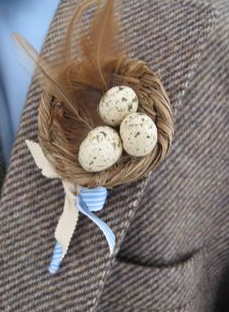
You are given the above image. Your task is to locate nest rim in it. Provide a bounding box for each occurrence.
[38,57,174,189]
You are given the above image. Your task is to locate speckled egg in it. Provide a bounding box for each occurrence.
[99,86,138,126]
[78,126,123,172]
[120,113,157,157]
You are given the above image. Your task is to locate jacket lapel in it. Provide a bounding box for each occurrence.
[0,0,216,311]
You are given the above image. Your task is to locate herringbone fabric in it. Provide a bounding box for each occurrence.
[1,0,227,311]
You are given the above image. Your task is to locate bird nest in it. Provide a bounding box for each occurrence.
[38,57,174,188]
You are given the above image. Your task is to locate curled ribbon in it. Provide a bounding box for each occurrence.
[25,140,115,274]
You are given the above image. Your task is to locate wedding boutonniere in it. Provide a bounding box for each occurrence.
[14,0,174,274]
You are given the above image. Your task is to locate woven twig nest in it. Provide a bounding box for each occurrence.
[38,58,174,188]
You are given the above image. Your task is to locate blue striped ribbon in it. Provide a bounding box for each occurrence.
[49,187,115,274]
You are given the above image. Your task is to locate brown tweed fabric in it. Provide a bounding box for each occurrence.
[99,1,229,312]
[0,0,225,311]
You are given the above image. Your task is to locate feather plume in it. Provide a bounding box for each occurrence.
[13,0,125,131]
[13,34,76,111]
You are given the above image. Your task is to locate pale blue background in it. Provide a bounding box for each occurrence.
[0,0,59,166]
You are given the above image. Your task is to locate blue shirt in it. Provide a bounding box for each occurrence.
[0,0,59,166]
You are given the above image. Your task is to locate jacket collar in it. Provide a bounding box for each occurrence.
[0,0,216,311]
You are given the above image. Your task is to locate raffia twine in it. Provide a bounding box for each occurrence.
[38,58,174,188]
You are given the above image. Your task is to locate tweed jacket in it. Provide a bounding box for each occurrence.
[1,0,229,311]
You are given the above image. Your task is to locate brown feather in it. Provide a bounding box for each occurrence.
[13,0,125,132]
